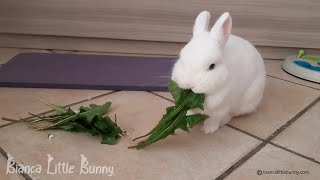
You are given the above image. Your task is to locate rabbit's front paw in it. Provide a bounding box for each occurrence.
[200,120,219,134]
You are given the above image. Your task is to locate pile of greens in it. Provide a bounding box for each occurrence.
[30,99,123,145]
[26,80,207,148]
[129,80,208,149]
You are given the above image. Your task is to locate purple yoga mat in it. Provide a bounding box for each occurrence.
[0,53,176,91]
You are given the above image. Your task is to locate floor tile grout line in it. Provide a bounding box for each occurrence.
[226,124,265,142]
[0,146,33,180]
[88,90,121,100]
[227,124,320,165]
[216,141,269,180]
[216,96,320,179]
[267,75,320,91]
[0,90,120,128]
[264,96,320,142]
[148,92,175,103]
[268,142,320,165]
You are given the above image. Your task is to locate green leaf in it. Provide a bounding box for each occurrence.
[186,114,209,128]
[88,129,99,136]
[79,102,111,124]
[132,99,188,142]
[188,93,206,110]
[130,110,188,149]
[66,108,76,115]
[89,104,100,108]
[101,135,117,145]
[79,106,90,113]
[168,80,182,103]
[166,106,175,114]
[178,120,189,132]
[93,116,117,132]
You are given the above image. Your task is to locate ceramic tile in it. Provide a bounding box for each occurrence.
[226,144,320,180]
[229,77,320,139]
[273,101,320,161]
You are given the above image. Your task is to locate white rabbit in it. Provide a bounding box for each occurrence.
[171,11,266,134]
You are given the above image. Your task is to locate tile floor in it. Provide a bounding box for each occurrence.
[0,48,319,180]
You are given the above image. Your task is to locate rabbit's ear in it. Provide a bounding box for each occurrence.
[193,11,210,36]
[210,12,232,46]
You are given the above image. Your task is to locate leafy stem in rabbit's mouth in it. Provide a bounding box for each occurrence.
[129,80,209,149]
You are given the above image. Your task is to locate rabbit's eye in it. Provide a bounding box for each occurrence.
[208,63,215,70]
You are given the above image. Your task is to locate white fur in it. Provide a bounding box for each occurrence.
[171,11,266,134]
